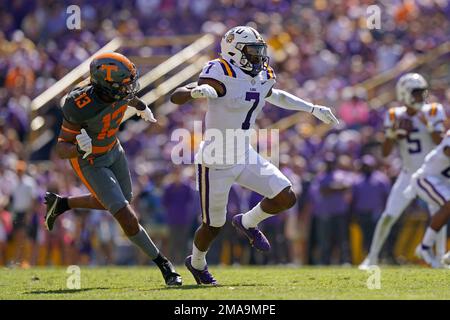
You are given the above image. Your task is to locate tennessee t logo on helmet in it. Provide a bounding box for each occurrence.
[100,64,119,81]
[90,52,140,101]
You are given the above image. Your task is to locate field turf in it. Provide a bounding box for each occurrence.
[1,265,449,300]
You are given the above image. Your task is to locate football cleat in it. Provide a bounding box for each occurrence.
[155,256,182,286]
[44,192,66,231]
[232,214,271,252]
[185,256,218,285]
[358,256,379,270]
[415,245,442,268]
[441,251,450,267]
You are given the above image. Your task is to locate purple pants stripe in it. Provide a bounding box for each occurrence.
[417,178,444,207]
[205,167,210,225]
[197,164,204,222]
[423,178,446,206]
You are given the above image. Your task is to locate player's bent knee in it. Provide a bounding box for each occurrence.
[109,200,130,216]
[202,223,223,235]
[273,187,297,210]
[285,188,297,209]
[114,205,139,236]
[125,192,133,203]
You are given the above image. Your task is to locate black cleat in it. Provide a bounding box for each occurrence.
[44,192,66,231]
[155,257,182,286]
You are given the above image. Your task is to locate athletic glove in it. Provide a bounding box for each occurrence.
[311,105,339,125]
[190,84,218,99]
[76,129,92,159]
[136,107,157,123]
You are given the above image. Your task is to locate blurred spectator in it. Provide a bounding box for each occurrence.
[0,196,12,265]
[351,155,390,254]
[315,154,352,265]
[162,166,195,265]
[338,87,370,128]
[0,0,449,267]
[214,184,244,265]
[10,160,37,267]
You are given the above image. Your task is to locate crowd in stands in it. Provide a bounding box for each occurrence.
[1,0,449,267]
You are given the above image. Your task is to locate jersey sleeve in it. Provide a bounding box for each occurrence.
[426,103,446,132]
[61,95,82,125]
[383,107,397,129]
[264,65,277,82]
[199,60,227,82]
[61,86,93,125]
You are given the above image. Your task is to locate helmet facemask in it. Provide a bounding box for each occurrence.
[236,43,269,77]
[409,88,428,110]
[97,71,140,101]
[113,75,140,101]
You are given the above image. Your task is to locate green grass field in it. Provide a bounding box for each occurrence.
[1,265,449,300]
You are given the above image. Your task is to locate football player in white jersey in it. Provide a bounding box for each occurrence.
[171,26,338,284]
[404,130,450,267]
[359,73,447,270]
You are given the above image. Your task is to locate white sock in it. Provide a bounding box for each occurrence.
[367,215,395,261]
[422,227,437,248]
[241,203,273,229]
[435,226,447,258]
[191,243,207,270]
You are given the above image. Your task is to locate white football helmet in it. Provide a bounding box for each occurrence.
[396,73,428,109]
[220,26,268,76]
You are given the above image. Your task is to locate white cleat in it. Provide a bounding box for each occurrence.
[358,257,378,270]
[441,251,450,267]
[415,245,442,268]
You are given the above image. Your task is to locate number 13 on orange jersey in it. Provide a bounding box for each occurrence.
[97,105,127,140]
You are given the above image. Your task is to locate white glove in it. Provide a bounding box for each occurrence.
[76,129,92,159]
[311,105,339,125]
[190,84,218,99]
[385,128,397,139]
[136,107,157,123]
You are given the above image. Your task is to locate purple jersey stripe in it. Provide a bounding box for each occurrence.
[218,61,228,76]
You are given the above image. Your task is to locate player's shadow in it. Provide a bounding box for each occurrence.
[160,283,263,290]
[158,284,214,290]
[24,287,109,294]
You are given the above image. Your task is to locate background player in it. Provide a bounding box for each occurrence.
[44,52,182,286]
[359,73,447,270]
[170,26,338,285]
[404,131,450,267]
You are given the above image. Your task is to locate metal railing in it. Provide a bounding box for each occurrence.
[28,34,215,154]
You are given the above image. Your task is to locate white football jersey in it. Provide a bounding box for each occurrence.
[383,103,446,172]
[195,58,276,168]
[416,130,450,179]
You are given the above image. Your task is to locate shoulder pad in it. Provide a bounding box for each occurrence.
[200,59,237,79]
[62,85,94,124]
[264,65,276,80]
[423,102,443,117]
